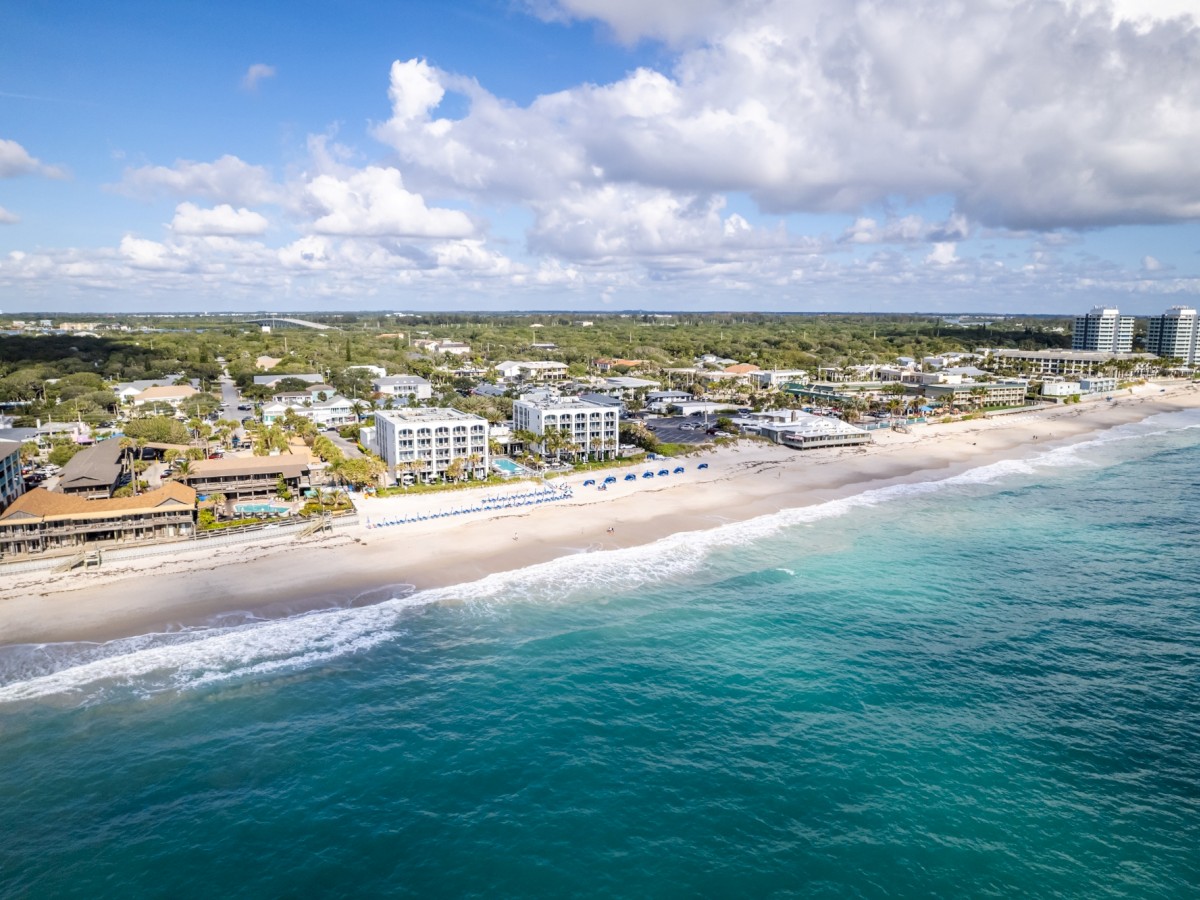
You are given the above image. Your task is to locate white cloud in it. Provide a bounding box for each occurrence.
[0,138,66,179]
[0,206,18,224]
[242,63,277,91]
[377,1,1200,234]
[115,155,279,205]
[840,214,970,245]
[170,202,269,236]
[303,166,474,238]
[926,243,958,266]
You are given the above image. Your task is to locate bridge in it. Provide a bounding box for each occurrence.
[241,316,340,331]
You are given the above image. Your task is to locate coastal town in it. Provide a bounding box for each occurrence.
[0,305,1196,567]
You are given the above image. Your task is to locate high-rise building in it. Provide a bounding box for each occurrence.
[1072,306,1134,353]
[512,395,620,461]
[1145,306,1198,365]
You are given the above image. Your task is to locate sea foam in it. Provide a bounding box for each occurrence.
[3,406,1198,707]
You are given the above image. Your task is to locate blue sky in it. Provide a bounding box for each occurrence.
[2,0,1199,314]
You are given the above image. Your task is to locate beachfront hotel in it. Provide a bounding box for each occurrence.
[1146,306,1199,365]
[1072,306,1134,353]
[512,395,620,461]
[0,482,196,558]
[372,408,490,484]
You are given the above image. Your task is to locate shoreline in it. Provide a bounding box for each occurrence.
[2,382,1198,648]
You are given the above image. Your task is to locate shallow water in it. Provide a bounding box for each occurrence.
[2,411,1198,897]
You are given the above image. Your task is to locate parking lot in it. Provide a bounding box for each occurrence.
[641,415,726,445]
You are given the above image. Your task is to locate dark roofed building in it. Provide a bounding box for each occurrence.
[57,439,126,499]
[183,454,311,500]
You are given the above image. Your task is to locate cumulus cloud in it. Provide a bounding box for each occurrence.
[0,138,66,179]
[170,202,269,236]
[242,63,277,91]
[377,0,1200,235]
[302,166,474,238]
[0,206,18,224]
[840,214,970,245]
[115,155,280,205]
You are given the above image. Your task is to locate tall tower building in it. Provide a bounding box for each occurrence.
[1072,306,1134,353]
[1145,306,1198,365]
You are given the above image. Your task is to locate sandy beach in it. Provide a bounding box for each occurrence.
[3,381,1198,647]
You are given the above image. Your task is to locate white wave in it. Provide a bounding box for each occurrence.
[4,409,1198,707]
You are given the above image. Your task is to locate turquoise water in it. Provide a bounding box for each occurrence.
[493,457,529,476]
[2,412,1198,897]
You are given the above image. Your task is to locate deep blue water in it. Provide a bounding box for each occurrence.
[1,412,1198,898]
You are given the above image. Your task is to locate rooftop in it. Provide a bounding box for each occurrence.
[1,481,195,522]
[375,408,487,424]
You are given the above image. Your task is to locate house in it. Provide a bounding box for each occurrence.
[131,384,199,409]
[56,440,127,499]
[252,373,325,389]
[114,377,194,403]
[494,361,570,384]
[0,482,196,557]
[646,390,693,412]
[593,358,646,373]
[0,440,24,514]
[373,408,490,484]
[261,395,356,428]
[512,396,619,461]
[413,338,472,356]
[596,376,661,398]
[372,375,433,401]
[183,454,312,500]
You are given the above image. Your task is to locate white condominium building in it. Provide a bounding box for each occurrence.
[374,408,490,484]
[512,396,619,460]
[1072,306,1134,353]
[1146,306,1198,365]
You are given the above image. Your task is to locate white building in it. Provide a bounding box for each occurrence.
[495,360,570,384]
[512,396,619,461]
[749,369,809,388]
[735,411,870,449]
[345,364,387,379]
[261,395,356,427]
[374,408,490,484]
[372,375,433,401]
[413,338,472,356]
[1146,306,1198,365]
[1072,306,1134,352]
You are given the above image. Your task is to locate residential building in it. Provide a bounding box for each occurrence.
[923,380,1027,407]
[0,440,24,514]
[413,338,472,356]
[113,376,193,403]
[1146,306,1199,365]
[512,396,619,461]
[56,440,126,498]
[183,454,312,500]
[1072,306,1134,352]
[749,369,809,388]
[372,375,433,401]
[346,364,387,379]
[131,384,199,409]
[1041,376,1118,399]
[252,373,324,389]
[595,376,661,398]
[374,408,490,484]
[593,358,646,372]
[0,482,196,557]
[494,361,570,384]
[990,349,1158,377]
[260,395,356,428]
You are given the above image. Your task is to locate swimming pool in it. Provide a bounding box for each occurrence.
[492,458,528,476]
[233,502,291,515]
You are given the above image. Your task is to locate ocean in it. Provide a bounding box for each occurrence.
[2,410,1198,898]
